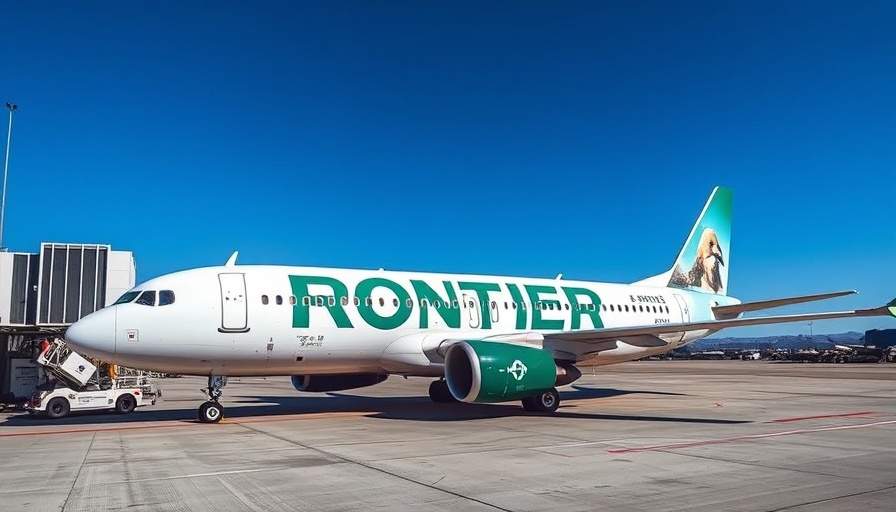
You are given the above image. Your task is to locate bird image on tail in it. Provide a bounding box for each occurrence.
[666,187,733,295]
[671,227,725,293]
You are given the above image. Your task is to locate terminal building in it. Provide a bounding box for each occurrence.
[0,243,135,399]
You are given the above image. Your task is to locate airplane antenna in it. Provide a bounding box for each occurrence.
[555,273,563,280]
[225,251,239,267]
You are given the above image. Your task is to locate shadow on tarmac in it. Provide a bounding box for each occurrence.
[0,386,748,429]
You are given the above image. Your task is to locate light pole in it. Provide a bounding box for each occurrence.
[0,102,17,250]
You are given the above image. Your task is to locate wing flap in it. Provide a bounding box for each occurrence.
[712,290,857,319]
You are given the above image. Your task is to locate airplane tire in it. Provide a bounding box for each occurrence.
[428,380,456,403]
[521,396,538,412]
[198,401,224,423]
[531,388,560,413]
[46,397,70,419]
[115,394,137,415]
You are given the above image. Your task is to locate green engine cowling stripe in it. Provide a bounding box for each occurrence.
[463,340,557,403]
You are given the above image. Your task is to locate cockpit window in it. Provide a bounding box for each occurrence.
[135,290,156,306]
[159,290,175,306]
[114,291,140,305]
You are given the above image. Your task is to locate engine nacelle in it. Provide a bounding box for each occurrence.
[291,373,387,393]
[444,340,561,403]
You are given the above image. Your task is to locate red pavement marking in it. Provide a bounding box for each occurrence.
[607,419,896,454]
[0,411,372,437]
[0,421,200,437]
[771,411,874,423]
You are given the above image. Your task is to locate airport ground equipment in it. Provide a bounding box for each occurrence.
[25,339,158,419]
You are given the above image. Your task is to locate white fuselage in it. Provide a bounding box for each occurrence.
[65,265,738,376]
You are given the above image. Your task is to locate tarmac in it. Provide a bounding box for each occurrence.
[1,360,894,512]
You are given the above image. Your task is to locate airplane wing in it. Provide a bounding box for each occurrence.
[547,297,896,345]
[712,290,857,319]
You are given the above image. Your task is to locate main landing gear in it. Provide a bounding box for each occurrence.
[521,388,560,413]
[198,375,227,423]
[428,379,457,403]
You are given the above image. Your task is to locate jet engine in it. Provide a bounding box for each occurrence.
[290,373,387,393]
[444,340,580,403]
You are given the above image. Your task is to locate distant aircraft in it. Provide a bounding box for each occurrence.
[65,187,896,422]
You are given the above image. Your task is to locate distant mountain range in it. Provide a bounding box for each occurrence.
[693,332,866,350]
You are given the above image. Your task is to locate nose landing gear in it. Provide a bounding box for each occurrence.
[198,375,227,423]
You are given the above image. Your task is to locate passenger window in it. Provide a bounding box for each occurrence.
[378,297,385,307]
[276,295,283,305]
[434,300,442,308]
[262,295,269,305]
[135,290,156,306]
[491,301,497,309]
[392,298,398,307]
[341,296,348,306]
[316,296,324,306]
[421,299,428,308]
[512,302,517,310]
[329,296,336,307]
[453,300,458,308]
[365,297,372,306]
[114,291,140,305]
[303,296,310,306]
[609,304,615,312]
[406,298,413,308]
[290,296,297,305]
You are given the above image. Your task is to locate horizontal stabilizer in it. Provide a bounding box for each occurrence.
[712,290,857,319]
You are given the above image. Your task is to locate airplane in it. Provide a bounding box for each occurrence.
[64,187,896,423]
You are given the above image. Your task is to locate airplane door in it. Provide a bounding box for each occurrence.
[219,273,250,333]
[673,294,690,323]
[673,294,690,343]
[463,293,480,329]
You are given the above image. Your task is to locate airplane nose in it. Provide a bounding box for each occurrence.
[66,307,116,358]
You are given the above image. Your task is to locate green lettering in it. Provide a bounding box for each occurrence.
[410,280,460,328]
[356,278,412,330]
[289,275,353,328]
[458,281,501,329]
[525,284,564,330]
[506,283,527,329]
[561,286,604,329]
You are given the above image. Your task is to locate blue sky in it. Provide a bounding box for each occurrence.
[1,1,894,336]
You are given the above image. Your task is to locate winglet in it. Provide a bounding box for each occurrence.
[888,297,896,317]
[225,251,239,267]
